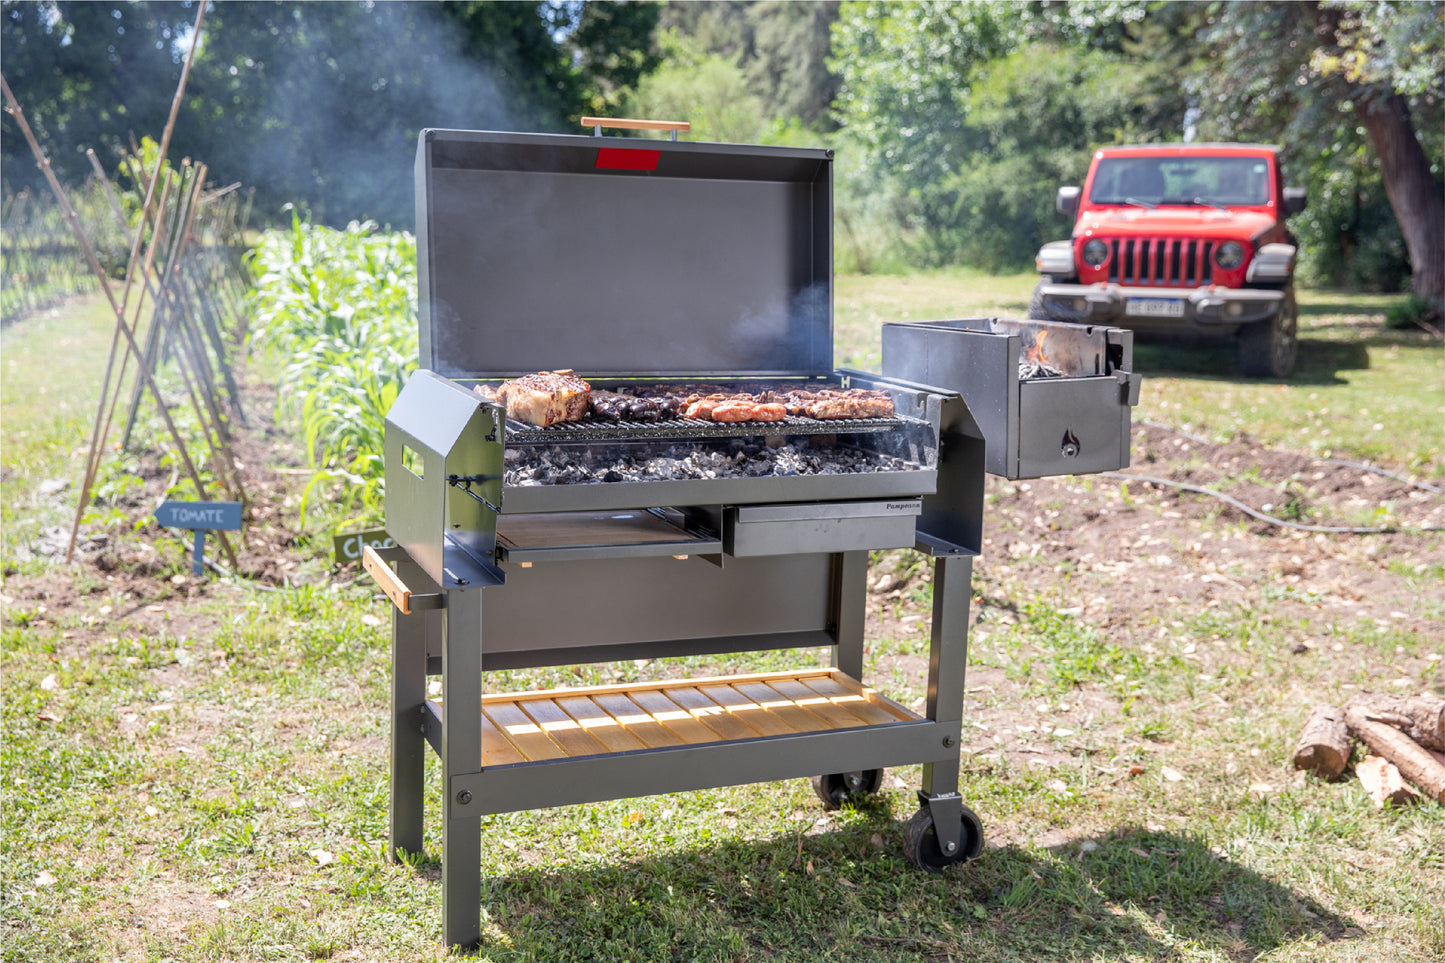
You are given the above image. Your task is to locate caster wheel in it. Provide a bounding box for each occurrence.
[810,769,884,810]
[904,803,984,872]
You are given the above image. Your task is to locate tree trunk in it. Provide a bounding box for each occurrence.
[1356,92,1445,314]
[1309,2,1445,315]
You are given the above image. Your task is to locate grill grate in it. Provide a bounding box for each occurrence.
[1108,237,1214,286]
[505,414,907,445]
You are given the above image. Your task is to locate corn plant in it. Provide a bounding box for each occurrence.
[245,209,417,521]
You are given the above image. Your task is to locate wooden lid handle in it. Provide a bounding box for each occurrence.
[581,116,691,133]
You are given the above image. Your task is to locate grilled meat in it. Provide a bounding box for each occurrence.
[589,389,677,423]
[711,400,786,423]
[763,388,894,420]
[494,370,591,426]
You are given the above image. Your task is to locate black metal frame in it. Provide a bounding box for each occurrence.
[378,538,979,948]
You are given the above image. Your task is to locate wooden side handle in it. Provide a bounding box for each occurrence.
[363,544,413,615]
[581,116,690,133]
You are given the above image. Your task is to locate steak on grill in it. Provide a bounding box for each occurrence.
[482,370,592,426]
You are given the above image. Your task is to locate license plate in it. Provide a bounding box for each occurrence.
[1126,297,1185,318]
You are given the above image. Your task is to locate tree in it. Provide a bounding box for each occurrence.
[571,1,661,115]
[2,1,200,190]
[829,0,1175,270]
[659,0,841,130]
[1193,1,1444,312]
[622,32,766,145]
[3,1,655,225]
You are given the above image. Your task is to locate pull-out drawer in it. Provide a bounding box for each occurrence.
[725,498,922,557]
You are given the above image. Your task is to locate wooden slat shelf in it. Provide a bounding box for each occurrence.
[439,669,919,768]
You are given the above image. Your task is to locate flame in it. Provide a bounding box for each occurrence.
[1024,329,1049,366]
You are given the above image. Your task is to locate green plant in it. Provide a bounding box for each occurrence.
[245,210,417,522]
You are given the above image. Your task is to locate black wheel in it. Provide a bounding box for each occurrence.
[1238,285,1298,378]
[904,804,984,872]
[810,769,884,810]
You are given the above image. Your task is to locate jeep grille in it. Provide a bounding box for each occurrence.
[1105,237,1215,287]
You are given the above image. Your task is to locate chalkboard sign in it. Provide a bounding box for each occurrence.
[154,500,242,576]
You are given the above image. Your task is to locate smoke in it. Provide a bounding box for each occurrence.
[239,2,532,227]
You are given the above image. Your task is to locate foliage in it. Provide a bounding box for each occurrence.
[0,180,112,319]
[244,211,415,521]
[1311,0,1445,95]
[571,0,662,115]
[622,31,768,145]
[1188,1,1443,295]
[1,0,655,226]
[659,0,842,130]
[830,3,1178,271]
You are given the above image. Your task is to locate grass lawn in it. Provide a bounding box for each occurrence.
[2,278,1442,962]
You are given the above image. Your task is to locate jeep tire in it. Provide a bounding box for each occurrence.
[1237,284,1298,379]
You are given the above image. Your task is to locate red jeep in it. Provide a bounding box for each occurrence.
[1032,144,1308,377]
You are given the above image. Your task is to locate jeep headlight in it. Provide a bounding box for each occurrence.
[1215,241,1245,270]
[1081,238,1109,267]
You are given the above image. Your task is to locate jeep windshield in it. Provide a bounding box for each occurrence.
[1089,156,1271,207]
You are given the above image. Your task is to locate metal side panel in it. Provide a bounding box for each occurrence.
[882,318,1137,480]
[881,321,1018,477]
[480,553,834,660]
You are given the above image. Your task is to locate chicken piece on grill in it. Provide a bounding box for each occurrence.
[495,370,591,426]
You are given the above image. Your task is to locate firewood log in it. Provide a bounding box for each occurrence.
[1343,693,1445,751]
[1292,705,1351,780]
[1354,755,1420,808]
[1344,705,1445,804]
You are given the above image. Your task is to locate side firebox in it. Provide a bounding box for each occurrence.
[384,369,505,589]
[882,317,1141,479]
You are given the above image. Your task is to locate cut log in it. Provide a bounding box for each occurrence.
[1292,705,1351,780]
[1344,705,1445,804]
[1354,755,1420,808]
[1343,693,1445,751]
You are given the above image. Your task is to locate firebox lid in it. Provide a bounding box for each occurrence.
[415,128,834,380]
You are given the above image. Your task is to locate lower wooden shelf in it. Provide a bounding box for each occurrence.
[431,668,919,768]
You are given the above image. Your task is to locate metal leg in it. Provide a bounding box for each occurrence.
[920,555,972,852]
[830,550,868,680]
[442,587,484,949]
[389,557,428,861]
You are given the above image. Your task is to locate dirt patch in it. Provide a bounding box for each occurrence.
[858,421,1444,767]
[2,367,311,651]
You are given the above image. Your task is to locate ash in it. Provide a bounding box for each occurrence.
[1019,358,1065,380]
[505,438,917,486]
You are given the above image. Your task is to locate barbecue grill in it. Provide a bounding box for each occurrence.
[363,124,1141,948]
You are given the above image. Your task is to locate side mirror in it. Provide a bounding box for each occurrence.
[1282,187,1307,216]
[1056,186,1081,218]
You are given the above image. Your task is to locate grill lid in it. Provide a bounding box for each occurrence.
[415,129,834,380]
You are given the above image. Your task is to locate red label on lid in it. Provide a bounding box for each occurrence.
[596,147,660,171]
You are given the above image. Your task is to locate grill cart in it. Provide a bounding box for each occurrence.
[362,124,1140,948]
